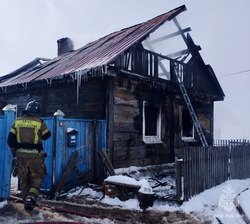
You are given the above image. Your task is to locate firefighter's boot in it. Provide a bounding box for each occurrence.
[24,196,36,210]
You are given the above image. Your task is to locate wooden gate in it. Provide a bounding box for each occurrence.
[0,107,106,200]
[41,114,106,192]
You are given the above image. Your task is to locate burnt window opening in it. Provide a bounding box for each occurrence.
[143,101,162,144]
[181,108,194,140]
[145,104,158,136]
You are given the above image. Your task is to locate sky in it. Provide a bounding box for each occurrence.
[0,0,250,140]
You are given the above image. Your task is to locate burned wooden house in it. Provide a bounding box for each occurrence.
[0,5,224,168]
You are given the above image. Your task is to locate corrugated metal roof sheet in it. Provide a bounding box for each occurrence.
[0,5,186,88]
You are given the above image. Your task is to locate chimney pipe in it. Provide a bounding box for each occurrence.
[57,37,74,56]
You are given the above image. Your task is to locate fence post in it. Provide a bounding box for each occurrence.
[175,156,183,202]
[1,105,16,199]
[53,110,65,186]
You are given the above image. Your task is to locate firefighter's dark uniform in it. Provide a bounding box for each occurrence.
[7,102,51,209]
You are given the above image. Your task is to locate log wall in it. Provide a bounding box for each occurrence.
[0,76,214,169]
[111,77,214,168]
[0,79,106,119]
[112,78,175,168]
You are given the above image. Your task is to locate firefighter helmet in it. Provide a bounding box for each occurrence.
[25,100,40,114]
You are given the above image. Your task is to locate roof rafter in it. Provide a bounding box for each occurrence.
[166,49,190,59]
[149,27,191,45]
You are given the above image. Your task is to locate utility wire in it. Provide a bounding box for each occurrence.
[221,69,250,77]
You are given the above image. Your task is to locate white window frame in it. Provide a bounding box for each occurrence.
[181,108,195,142]
[143,101,162,144]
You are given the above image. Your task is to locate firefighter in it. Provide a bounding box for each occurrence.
[7,100,51,210]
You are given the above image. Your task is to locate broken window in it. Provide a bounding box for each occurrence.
[143,101,162,144]
[181,108,194,140]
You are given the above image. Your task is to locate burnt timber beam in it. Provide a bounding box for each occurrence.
[166,49,190,59]
[173,18,201,52]
[144,49,185,65]
[173,17,223,96]
[144,39,170,79]
[149,27,191,44]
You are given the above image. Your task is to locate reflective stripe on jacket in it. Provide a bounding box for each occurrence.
[10,114,50,147]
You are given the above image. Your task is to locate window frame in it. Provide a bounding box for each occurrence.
[181,107,196,142]
[142,101,162,144]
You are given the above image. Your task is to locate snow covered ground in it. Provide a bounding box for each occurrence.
[66,165,250,223]
[181,179,250,224]
[2,165,250,223]
[67,178,250,220]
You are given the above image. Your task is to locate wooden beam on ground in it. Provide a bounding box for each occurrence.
[48,151,79,199]
[98,149,128,200]
[98,149,116,176]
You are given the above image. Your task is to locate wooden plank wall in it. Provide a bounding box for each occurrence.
[111,76,215,168]
[0,79,106,119]
[174,97,214,148]
[45,80,105,119]
[112,78,174,168]
[0,93,41,116]
[186,58,215,96]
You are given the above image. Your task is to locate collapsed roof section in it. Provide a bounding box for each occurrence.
[0,5,187,86]
[0,5,224,99]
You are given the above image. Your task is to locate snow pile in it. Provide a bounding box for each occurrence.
[105,175,153,194]
[101,197,140,210]
[0,200,7,209]
[180,179,250,224]
[105,175,140,187]
[138,179,153,194]
[67,186,103,199]
[239,187,250,218]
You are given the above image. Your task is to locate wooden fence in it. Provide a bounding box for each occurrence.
[176,139,250,201]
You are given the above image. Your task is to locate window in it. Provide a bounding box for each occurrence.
[181,108,195,141]
[143,101,162,144]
